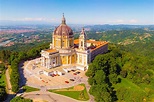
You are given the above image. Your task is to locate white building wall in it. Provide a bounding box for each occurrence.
[76,49,90,66]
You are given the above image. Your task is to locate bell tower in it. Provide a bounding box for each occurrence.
[79,28,87,50]
[76,28,90,70]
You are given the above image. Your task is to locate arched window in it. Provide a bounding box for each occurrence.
[56,40,58,46]
[62,40,64,47]
[81,41,83,47]
[69,40,71,47]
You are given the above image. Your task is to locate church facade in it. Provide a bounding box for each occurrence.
[41,15,108,71]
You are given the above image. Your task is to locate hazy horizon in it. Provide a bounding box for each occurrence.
[0,20,154,26]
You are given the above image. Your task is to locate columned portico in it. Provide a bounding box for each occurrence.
[41,49,60,69]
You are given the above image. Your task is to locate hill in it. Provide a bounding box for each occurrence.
[86,43,154,102]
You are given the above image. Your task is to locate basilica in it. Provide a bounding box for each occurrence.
[41,15,108,71]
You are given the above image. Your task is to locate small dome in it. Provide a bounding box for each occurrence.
[53,14,73,36]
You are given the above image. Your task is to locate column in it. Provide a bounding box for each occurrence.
[82,54,84,65]
[46,58,49,68]
[48,58,50,68]
[51,58,53,68]
[67,56,68,64]
[85,55,87,65]
[43,57,45,66]
[46,58,48,68]
[58,55,61,65]
[77,54,79,64]
[67,40,69,48]
[41,57,44,66]
[70,55,71,64]
[56,56,58,66]
[44,58,45,67]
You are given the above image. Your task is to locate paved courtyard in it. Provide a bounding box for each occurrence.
[20,57,88,90]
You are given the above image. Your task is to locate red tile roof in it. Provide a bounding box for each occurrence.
[74,39,108,52]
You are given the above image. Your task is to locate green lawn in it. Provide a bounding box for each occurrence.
[22,86,40,92]
[54,91,81,99]
[48,84,89,101]
[114,76,154,102]
[115,76,145,92]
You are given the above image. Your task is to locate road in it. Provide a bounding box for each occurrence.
[84,79,95,102]
[22,91,81,102]
[5,67,15,102]
[5,68,12,94]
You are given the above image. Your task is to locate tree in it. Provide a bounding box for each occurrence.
[88,77,95,85]
[10,96,32,102]
[0,50,11,62]
[0,87,6,101]
[18,52,27,60]
[89,84,112,102]
[85,63,96,77]
[120,70,127,78]
[0,63,5,71]
[109,73,118,85]
[94,70,106,85]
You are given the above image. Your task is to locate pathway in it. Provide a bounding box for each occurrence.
[5,68,12,94]
[4,67,16,102]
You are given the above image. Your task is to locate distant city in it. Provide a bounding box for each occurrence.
[0,24,153,47]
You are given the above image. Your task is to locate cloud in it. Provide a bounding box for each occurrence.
[115,19,124,23]
[14,17,56,22]
[108,19,125,24]
[23,18,45,21]
[109,19,138,24]
[129,19,138,23]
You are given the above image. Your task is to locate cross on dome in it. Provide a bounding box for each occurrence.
[62,13,66,24]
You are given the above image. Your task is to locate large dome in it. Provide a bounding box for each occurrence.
[53,14,73,36]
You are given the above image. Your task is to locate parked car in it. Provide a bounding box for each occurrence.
[52,74,56,76]
[56,74,60,76]
[70,79,75,81]
[76,71,80,74]
[73,73,77,75]
[71,70,75,72]
[65,81,69,83]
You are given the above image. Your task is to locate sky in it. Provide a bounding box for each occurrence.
[0,0,154,25]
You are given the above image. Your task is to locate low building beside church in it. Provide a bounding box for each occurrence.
[41,15,108,71]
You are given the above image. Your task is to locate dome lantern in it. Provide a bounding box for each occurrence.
[62,13,66,24]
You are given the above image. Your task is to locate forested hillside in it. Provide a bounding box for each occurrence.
[0,43,49,101]
[86,43,154,102]
[84,25,154,102]
[85,29,154,44]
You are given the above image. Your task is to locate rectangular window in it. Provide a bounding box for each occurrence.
[79,55,82,63]
[56,40,58,46]
[62,41,64,47]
